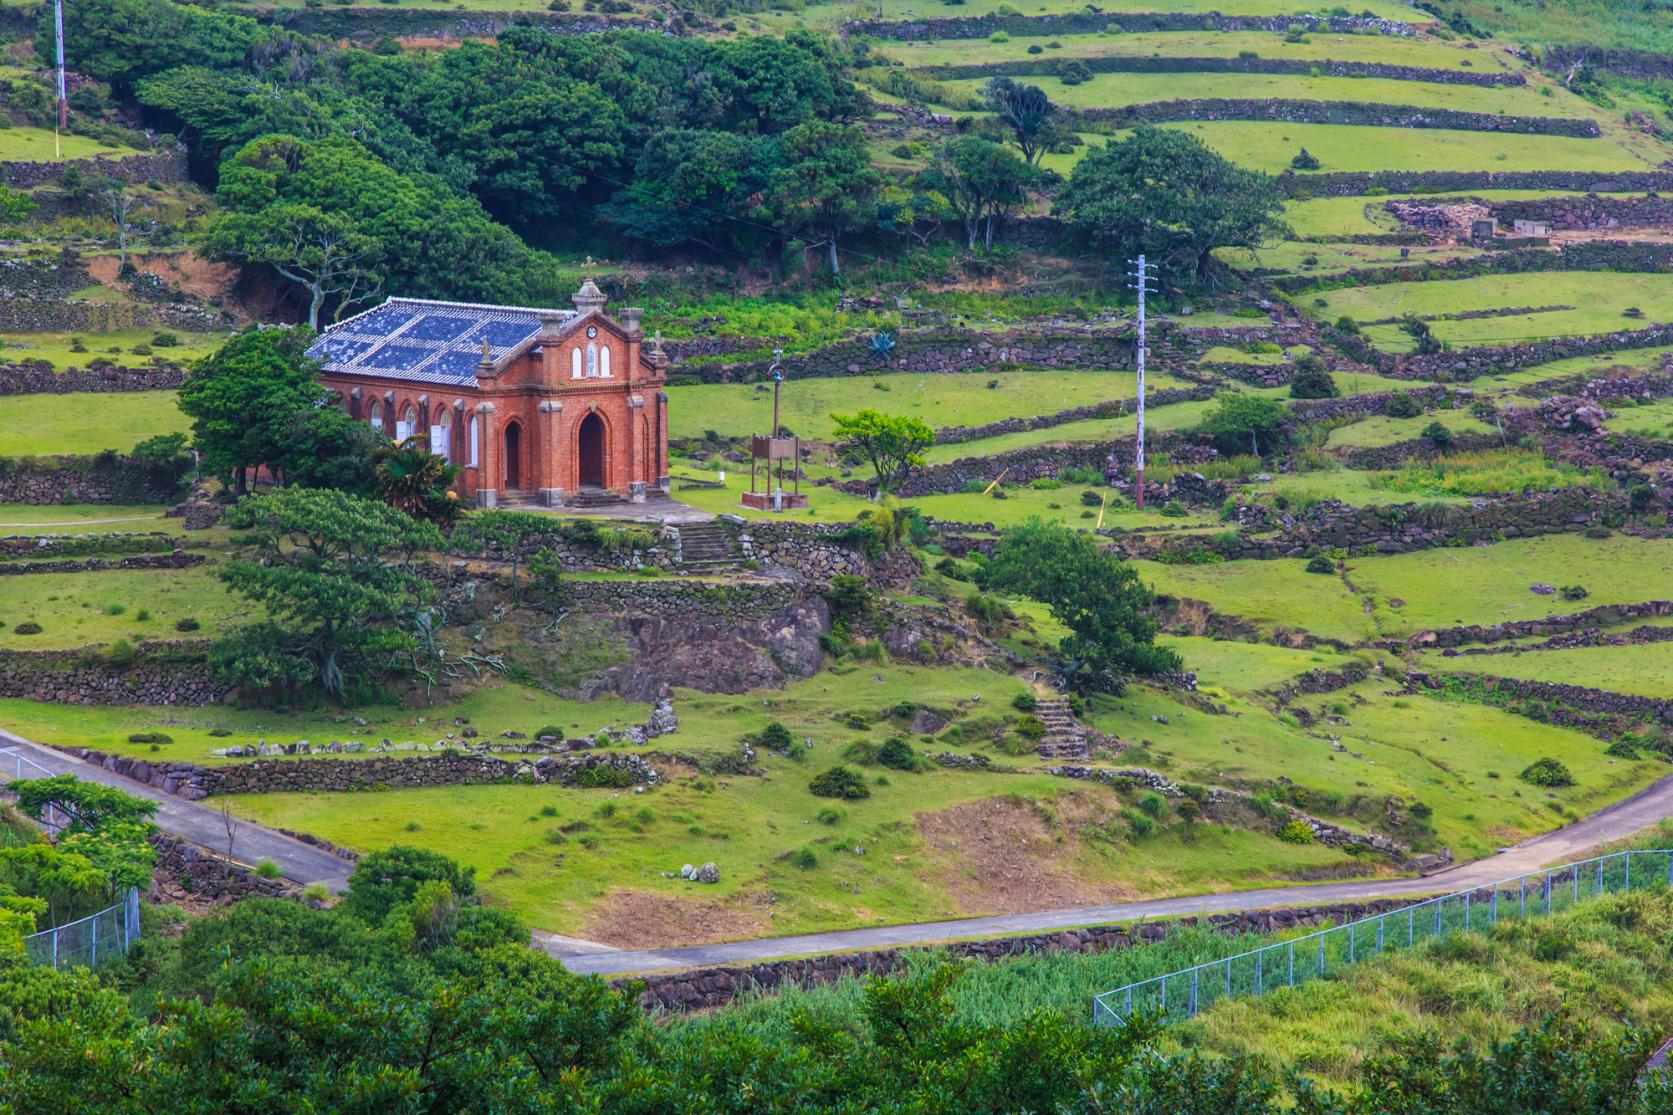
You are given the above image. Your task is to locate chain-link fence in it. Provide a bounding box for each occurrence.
[1094,850,1672,1027]
[22,888,142,970]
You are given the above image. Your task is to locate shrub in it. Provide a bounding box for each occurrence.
[1277,819,1315,844]
[1029,477,1062,490]
[757,721,793,751]
[790,846,819,869]
[1079,489,1103,507]
[533,725,565,741]
[1015,715,1046,742]
[573,765,638,789]
[1305,555,1336,575]
[1057,60,1093,85]
[824,574,872,616]
[174,617,200,632]
[1559,585,1588,601]
[877,737,916,770]
[151,332,180,347]
[127,731,174,745]
[1386,392,1423,418]
[13,622,42,635]
[1335,315,1359,334]
[255,858,283,879]
[1422,421,1453,447]
[815,806,846,825]
[809,765,871,799]
[1520,758,1574,787]
[1026,44,1043,54]
[1288,354,1339,400]
[1011,693,1037,712]
[1159,500,1188,518]
[989,31,1009,42]
[1289,148,1320,171]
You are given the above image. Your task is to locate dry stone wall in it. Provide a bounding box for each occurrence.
[264,6,657,38]
[846,11,1414,39]
[0,647,226,706]
[1279,169,1673,198]
[918,56,1521,85]
[1403,600,1673,650]
[150,833,303,903]
[1079,99,1597,136]
[0,148,188,189]
[0,456,186,504]
[0,359,184,395]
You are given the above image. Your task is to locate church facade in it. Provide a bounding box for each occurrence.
[308,281,670,508]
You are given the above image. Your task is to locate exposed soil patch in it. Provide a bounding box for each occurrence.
[915,793,1140,915]
[580,887,768,949]
[87,251,239,303]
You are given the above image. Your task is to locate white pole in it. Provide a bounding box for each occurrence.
[1133,255,1149,510]
[54,0,67,148]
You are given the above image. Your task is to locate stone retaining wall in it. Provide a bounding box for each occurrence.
[1273,241,1673,297]
[0,551,200,576]
[1079,99,1596,136]
[0,531,176,559]
[52,745,661,800]
[1489,194,1673,232]
[1544,45,1673,82]
[1405,601,1673,649]
[1123,488,1615,562]
[626,896,1419,1012]
[0,359,184,395]
[845,11,1414,40]
[678,327,1137,383]
[0,648,226,706]
[1417,672,1673,727]
[570,577,807,621]
[734,519,921,586]
[0,148,188,189]
[262,6,656,38]
[1278,169,1673,198]
[0,455,186,504]
[935,385,1212,444]
[1340,431,1505,470]
[150,833,302,904]
[917,55,1520,85]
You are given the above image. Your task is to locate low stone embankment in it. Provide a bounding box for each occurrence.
[52,745,662,800]
[0,148,188,189]
[0,455,186,505]
[1404,600,1673,650]
[845,11,1415,40]
[0,647,226,706]
[625,896,1420,1012]
[1279,169,1673,198]
[917,56,1521,85]
[934,386,1211,445]
[150,833,304,904]
[0,551,201,576]
[1414,673,1673,729]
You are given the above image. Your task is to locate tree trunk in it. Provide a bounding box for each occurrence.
[966,221,978,251]
[984,213,995,250]
[827,239,840,275]
[307,281,326,331]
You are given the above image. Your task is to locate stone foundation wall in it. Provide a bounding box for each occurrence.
[1079,99,1596,136]
[571,577,807,621]
[1490,195,1673,232]
[1340,431,1505,470]
[734,519,921,586]
[626,897,1423,1012]
[53,745,661,799]
[0,360,184,395]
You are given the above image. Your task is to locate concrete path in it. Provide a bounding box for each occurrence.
[559,771,1673,976]
[0,728,355,893]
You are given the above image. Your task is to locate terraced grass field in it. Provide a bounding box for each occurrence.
[0,564,248,650]
[884,30,1512,69]
[1324,409,1497,449]
[0,327,226,370]
[0,127,143,161]
[1309,272,1673,352]
[1284,190,1650,239]
[0,390,189,455]
[1421,641,1673,697]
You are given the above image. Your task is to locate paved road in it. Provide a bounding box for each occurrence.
[0,728,355,893]
[560,771,1673,976]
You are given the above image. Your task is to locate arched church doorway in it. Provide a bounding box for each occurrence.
[503,421,522,490]
[578,412,605,488]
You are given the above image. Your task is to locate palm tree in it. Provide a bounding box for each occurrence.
[373,438,464,527]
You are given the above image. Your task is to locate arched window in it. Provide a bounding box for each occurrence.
[397,404,416,442]
[586,343,599,377]
[571,347,583,379]
[600,345,611,378]
[468,415,479,467]
[430,406,453,464]
[368,399,384,435]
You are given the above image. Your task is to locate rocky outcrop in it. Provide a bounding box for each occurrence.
[593,596,830,701]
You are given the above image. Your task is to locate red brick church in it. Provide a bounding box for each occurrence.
[309,280,670,508]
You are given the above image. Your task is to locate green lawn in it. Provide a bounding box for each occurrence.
[0,127,141,161]
[1308,272,1673,352]
[1134,556,1373,644]
[0,391,188,456]
[1604,398,1673,439]
[0,504,180,534]
[940,71,1575,116]
[0,564,246,650]
[884,30,1509,70]
[1346,534,1673,637]
[1325,410,1497,449]
[1249,467,1471,508]
[750,0,1417,30]
[1421,641,1673,698]
[1159,635,1367,694]
[666,369,1180,443]
[0,328,227,371]
[1218,241,1485,276]
[909,485,1220,530]
[0,680,650,765]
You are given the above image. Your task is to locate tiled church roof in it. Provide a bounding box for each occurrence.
[307,297,573,386]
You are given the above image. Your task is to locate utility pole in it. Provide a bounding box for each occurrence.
[53,0,66,157]
[1128,254,1156,510]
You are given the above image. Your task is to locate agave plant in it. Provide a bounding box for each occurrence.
[373,438,464,527]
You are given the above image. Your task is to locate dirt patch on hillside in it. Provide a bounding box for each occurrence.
[86,250,238,303]
[915,793,1140,915]
[580,887,768,948]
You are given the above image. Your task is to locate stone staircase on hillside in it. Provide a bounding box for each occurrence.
[676,520,741,571]
[1033,697,1089,761]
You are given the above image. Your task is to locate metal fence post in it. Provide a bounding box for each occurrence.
[1545,872,1552,915]
[1288,940,1294,986]
[90,914,97,967]
[1520,879,1525,918]
[1317,938,1324,975]
[1348,923,1355,964]
[1190,969,1198,1017]
[1625,853,1631,892]
[1465,890,1471,931]
[1408,906,1414,947]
